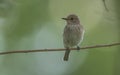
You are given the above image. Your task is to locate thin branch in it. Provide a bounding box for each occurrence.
[102,0,109,12]
[0,42,120,55]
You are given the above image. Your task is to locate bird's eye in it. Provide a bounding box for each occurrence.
[70,18,73,20]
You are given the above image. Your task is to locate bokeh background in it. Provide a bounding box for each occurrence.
[0,0,120,75]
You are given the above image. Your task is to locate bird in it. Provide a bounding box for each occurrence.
[62,14,84,61]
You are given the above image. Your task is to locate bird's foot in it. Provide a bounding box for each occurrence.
[77,46,80,51]
[66,47,70,50]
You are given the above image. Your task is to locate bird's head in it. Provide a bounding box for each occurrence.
[62,14,80,25]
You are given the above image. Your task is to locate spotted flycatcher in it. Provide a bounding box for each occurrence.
[62,14,84,61]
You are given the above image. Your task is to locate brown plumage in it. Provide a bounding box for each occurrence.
[62,14,84,61]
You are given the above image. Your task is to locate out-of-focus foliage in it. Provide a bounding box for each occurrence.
[0,0,15,17]
[0,0,119,75]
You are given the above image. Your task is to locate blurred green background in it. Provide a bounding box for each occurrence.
[0,0,119,75]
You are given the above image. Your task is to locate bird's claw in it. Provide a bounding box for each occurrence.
[77,46,80,51]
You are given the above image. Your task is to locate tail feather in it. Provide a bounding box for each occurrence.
[63,49,70,61]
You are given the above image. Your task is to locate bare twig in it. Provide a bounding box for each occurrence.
[103,0,109,11]
[0,42,119,55]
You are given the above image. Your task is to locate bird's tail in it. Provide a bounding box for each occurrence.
[63,49,70,61]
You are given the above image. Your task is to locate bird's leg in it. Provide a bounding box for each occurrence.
[77,46,80,51]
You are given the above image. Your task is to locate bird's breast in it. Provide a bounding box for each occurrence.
[63,24,84,47]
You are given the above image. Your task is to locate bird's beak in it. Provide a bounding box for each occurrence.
[62,18,68,20]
